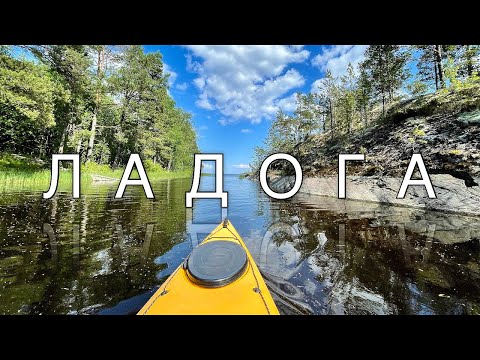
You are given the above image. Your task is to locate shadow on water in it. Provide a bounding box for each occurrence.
[254,194,480,315]
[0,175,479,314]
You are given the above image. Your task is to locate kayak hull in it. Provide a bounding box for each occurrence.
[138,220,279,315]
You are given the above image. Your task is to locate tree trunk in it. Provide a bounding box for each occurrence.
[382,94,386,119]
[86,46,105,163]
[329,99,334,136]
[86,112,97,161]
[466,46,473,77]
[435,45,445,89]
[112,107,127,166]
[434,62,439,90]
[167,158,172,172]
[58,124,70,154]
[40,131,48,158]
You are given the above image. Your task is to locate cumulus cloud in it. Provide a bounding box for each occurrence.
[233,164,251,169]
[185,45,309,124]
[163,63,177,87]
[218,118,236,126]
[202,162,214,169]
[311,45,367,78]
[310,45,368,93]
[176,82,188,91]
[310,78,324,93]
[275,93,297,113]
[241,128,253,134]
[196,92,214,110]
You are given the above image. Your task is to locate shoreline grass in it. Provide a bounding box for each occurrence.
[0,154,192,193]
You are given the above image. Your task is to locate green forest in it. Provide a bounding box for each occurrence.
[0,45,198,188]
[252,45,480,172]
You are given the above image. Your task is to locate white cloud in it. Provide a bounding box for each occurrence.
[193,77,205,90]
[310,45,368,93]
[218,118,235,126]
[310,78,324,93]
[311,45,367,78]
[233,164,251,169]
[176,82,188,91]
[185,45,310,124]
[202,162,214,169]
[241,128,253,134]
[196,92,214,110]
[163,63,177,87]
[186,53,201,73]
[197,125,208,131]
[275,93,297,113]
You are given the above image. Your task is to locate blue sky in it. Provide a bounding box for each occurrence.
[144,45,369,174]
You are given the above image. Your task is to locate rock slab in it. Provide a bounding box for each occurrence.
[270,174,480,216]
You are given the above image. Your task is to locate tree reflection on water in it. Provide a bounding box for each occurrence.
[0,176,479,314]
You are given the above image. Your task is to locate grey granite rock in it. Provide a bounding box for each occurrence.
[271,174,480,216]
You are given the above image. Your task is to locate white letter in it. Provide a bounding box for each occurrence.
[338,154,365,199]
[397,153,436,199]
[259,153,302,200]
[43,154,80,199]
[186,154,228,208]
[115,154,154,199]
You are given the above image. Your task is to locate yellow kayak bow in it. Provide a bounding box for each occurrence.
[138,219,279,315]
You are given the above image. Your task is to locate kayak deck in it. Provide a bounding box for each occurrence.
[138,220,279,315]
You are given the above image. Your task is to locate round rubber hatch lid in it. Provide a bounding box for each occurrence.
[186,241,248,288]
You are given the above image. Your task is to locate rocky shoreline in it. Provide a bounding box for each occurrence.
[270,174,480,216]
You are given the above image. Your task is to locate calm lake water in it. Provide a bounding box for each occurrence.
[0,174,479,314]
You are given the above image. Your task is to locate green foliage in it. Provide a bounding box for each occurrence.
[105,46,198,169]
[251,44,480,174]
[360,45,410,116]
[0,54,65,153]
[338,64,358,133]
[444,56,462,90]
[457,45,480,78]
[0,45,198,173]
[415,45,440,90]
[0,46,9,55]
[356,67,373,126]
[407,80,428,96]
[0,153,192,193]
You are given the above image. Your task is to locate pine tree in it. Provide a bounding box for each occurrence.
[27,45,93,154]
[0,53,64,155]
[1,45,199,170]
[457,45,480,78]
[338,64,357,134]
[356,67,372,126]
[85,46,106,162]
[415,45,457,90]
[315,70,339,135]
[293,93,318,142]
[360,45,409,117]
[416,45,440,90]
